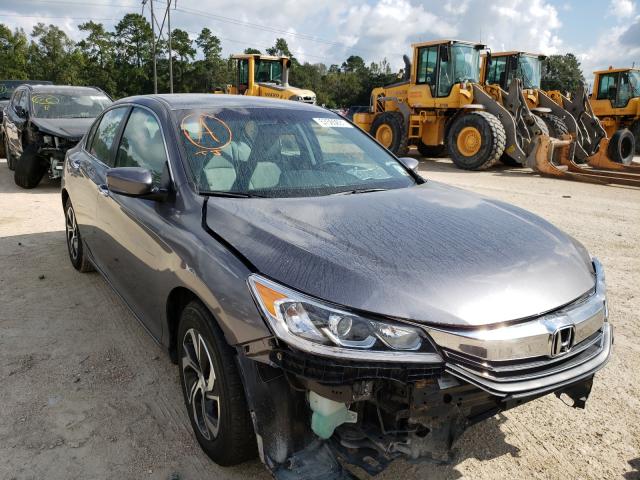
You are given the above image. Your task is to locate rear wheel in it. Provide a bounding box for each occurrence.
[608,129,635,165]
[447,111,506,170]
[538,113,569,139]
[630,121,640,155]
[178,300,256,466]
[370,111,408,156]
[14,144,46,188]
[417,142,446,158]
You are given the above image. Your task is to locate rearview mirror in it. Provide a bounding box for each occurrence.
[107,167,158,198]
[398,156,419,172]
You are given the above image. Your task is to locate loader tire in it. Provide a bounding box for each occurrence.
[538,113,569,139]
[417,142,446,158]
[608,129,635,165]
[447,111,506,170]
[371,111,408,156]
[14,144,46,189]
[630,121,640,155]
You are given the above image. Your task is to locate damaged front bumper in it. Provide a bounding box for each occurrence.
[238,260,612,477]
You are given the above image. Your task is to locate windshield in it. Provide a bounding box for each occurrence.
[438,45,480,96]
[629,71,640,97]
[31,91,111,119]
[176,108,415,198]
[254,60,283,84]
[518,55,542,89]
[0,80,52,100]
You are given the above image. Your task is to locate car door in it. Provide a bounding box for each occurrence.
[67,106,129,257]
[4,88,28,159]
[92,106,174,339]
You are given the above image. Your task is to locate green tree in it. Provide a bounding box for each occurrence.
[114,14,154,96]
[266,38,293,58]
[27,23,82,84]
[77,21,116,95]
[0,25,29,79]
[243,47,261,54]
[192,28,227,92]
[541,53,585,94]
[170,28,195,91]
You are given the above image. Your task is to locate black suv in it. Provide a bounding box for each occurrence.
[3,84,111,188]
[0,80,52,159]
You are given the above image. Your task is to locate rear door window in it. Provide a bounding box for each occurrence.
[89,107,128,167]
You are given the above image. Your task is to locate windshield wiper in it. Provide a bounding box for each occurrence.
[200,190,266,198]
[335,188,388,195]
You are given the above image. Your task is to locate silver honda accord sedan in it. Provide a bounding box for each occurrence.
[61,94,612,479]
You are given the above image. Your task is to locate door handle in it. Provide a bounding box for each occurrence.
[98,184,110,197]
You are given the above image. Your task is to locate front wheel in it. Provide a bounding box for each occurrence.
[64,198,94,272]
[14,144,46,188]
[370,111,408,156]
[447,111,506,170]
[178,300,256,466]
[608,129,635,165]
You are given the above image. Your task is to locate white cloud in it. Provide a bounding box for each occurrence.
[610,0,636,18]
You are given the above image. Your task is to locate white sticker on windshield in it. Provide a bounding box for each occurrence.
[313,117,353,128]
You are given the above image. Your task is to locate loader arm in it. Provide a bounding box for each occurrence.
[560,84,607,160]
[471,84,526,163]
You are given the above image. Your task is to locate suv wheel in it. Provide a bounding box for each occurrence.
[178,300,256,466]
[64,199,94,272]
[14,144,46,188]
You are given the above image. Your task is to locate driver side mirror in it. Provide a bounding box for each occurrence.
[398,156,420,173]
[107,167,167,201]
[15,105,27,118]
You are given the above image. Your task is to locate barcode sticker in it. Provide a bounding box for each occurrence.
[313,117,353,128]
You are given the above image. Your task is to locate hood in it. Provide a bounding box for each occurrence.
[31,117,95,140]
[205,182,596,327]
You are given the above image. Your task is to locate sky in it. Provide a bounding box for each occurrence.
[0,0,638,82]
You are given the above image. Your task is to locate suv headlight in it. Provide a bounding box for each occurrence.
[248,274,441,362]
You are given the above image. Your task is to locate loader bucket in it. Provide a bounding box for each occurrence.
[529,135,640,187]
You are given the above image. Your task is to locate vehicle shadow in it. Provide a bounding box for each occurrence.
[625,458,640,480]
[0,158,61,195]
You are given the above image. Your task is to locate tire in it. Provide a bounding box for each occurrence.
[417,142,446,158]
[630,121,640,155]
[64,198,94,273]
[538,113,569,139]
[447,111,506,170]
[14,144,46,188]
[608,129,635,165]
[178,300,256,466]
[370,111,408,156]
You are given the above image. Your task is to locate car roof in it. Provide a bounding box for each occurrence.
[23,84,105,94]
[115,93,324,113]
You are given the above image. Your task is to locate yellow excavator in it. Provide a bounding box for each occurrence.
[216,54,317,104]
[353,39,571,173]
[481,52,640,186]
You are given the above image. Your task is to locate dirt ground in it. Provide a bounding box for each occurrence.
[0,155,639,480]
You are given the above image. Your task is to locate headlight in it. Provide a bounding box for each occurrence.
[248,274,441,362]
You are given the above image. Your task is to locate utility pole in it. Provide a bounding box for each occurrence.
[143,0,173,93]
[168,0,173,93]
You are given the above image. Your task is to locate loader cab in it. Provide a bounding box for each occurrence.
[413,40,484,99]
[483,52,544,90]
[593,68,640,110]
[231,54,291,95]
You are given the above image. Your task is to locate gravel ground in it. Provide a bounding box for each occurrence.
[0,156,638,480]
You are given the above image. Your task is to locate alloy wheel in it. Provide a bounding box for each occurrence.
[182,328,221,440]
[65,205,79,261]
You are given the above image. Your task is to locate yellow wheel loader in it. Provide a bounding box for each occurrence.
[353,40,570,172]
[590,67,640,159]
[481,52,640,186]
[217,54,316,104]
